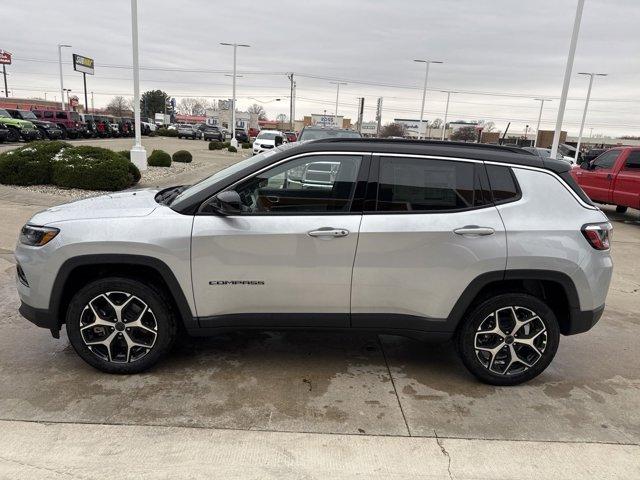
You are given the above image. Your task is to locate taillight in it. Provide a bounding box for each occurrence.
[581,223,612,250]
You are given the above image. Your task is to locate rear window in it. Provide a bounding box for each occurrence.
[376,157,489,212]
[486,165,520,204]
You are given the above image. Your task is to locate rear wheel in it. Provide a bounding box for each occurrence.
[616,205,628,213]
[7,127,20,143]
[65,277,177,374]
[457,293,559,386]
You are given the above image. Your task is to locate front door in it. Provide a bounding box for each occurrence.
[612,150,640,209]
[351,155,507,331]
[575,150,620,203]
[191,153,367,328]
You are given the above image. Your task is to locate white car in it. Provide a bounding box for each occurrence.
[253,130,288,155]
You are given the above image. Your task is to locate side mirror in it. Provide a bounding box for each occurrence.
[212,190,242,215]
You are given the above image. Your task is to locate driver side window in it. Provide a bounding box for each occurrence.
[232,155,362,214]
[592,151,619,170]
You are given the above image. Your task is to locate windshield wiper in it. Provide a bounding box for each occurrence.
[156,185,189,206]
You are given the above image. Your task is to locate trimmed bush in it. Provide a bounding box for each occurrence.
[241,142,252,149]
[52,146,138,191]
[228,146,238,153]
[118,150,131,160]
[0,141,70,186]
[172,150,192,163]
[156,127,177,137]
[208,141,224,150]
[222,141,231,148]
[148,149,172,167]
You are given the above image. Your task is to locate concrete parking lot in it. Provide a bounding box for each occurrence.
[0,139,638,478]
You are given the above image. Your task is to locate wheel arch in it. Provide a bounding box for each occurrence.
[449,270,581,336]
[50,254,196,332]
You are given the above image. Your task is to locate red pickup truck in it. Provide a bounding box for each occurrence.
[571,147,640,213]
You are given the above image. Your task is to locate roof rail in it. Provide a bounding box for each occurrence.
[309,137,529,154]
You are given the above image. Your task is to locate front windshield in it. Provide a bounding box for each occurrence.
[19,111,37,120]
[171,143,297,206]
[257,132,280,140]
[299,129,361,141]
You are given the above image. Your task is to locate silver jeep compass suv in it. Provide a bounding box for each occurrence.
[15,139,613,385]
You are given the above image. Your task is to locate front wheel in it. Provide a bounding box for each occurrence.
[457,293,559,386]
[616,205,628,213]
[65,277,177,374]
[7,127,20,143]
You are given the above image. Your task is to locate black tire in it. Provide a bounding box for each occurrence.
[7,127,20,143]
[65,277,177,374]
[457,293,559,386]
[616,205,628,213]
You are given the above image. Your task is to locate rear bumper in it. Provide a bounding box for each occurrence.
[565,304,605,335]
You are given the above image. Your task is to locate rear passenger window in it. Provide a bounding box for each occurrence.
[624,151,640,170]
[486,165,520,204]
[376,157,488,212]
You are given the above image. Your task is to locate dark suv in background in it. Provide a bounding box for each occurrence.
[7,109,64,140]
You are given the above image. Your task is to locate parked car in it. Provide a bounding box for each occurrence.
[522,146,574,164]
[583,148,606,163]
[248,127,260,138]
[31,109,85,139]
[105,116,121,137]
[571,146,640,213]
[176,124,200,139]
[0,108,39,142]
[252,130,287,154]
[297,126,362,141]
[197,124,223,141]
[0,122,9,143]
[92,115,114,138]
[234,128,249,143]
[16,139,612,385]
[141,118,156,135]
[118,117,134,137]
[285,131,298,142]
[6,109,64,140]
[80,114,98,138]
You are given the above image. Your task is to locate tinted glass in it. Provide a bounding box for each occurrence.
[486,165,519,203]
[228,155,362,214]
[624,151,640,170]
[592,150,620,170]
[377,158,486,212]
[298,129,362,141]
[0,109,9,118]
[56,112,67,119]
[44,111,54,119]
[19,111,37,120]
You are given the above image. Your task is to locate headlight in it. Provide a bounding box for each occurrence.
[19,225,59,246]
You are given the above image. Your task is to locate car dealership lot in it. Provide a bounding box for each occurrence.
[0,144,638,477]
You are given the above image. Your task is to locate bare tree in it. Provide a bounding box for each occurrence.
[430,118,443,129]
[477,120,496,132]
[106,96,133,116]
[247,103,267,120]
[380,122,407,138]
[450,126,477,142]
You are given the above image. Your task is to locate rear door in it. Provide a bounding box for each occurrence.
[191,152,368,327]
[351,155,507,330]
[612,150,640,209]
[574,150,620,203]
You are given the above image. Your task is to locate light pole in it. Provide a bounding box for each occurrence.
[414,59,443,139]
[533,98,551,147]
[57,44,71,111]
[221,42,250,148]
[550,0,585,159]
[63,88,72,109]
[575,72,607,161]
[440,90,455,140]
[129,0,147,171]
[330,81,347,126]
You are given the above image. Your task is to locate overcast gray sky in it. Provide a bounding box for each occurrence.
[3,0,639,136]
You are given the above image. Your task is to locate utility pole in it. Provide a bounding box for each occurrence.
[376,97,383,137]
[575,72,607,162]
[533,98,551,147]
[58,44,72,111]
[357,97,365,134]
[330,81,347,126]
[414,59,443,139]
[2,65,7,98]
[288,73,295,132]
[221,42,250,148]
[550,0,585,159]
[91,91,94,112]
[82,72,88,115]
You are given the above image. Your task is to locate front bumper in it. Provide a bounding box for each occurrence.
[45,129,63,139]
[21,129,40,140]
[19,301,57,330]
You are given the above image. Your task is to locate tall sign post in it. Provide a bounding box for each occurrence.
[376,97,383,137]
[73,54,94,113]
[357,97,365,134]
[0,50,12,97]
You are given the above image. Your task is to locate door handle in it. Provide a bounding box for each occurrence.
[453,226,495,237]
[308,227,350,238]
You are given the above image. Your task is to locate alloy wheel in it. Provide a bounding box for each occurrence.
[474,306,548,376]
[79,291,158,363]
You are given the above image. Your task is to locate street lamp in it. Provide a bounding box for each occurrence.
[129,0,147,171]
[575,72,607,161]
[57,44,72,111]
[221,42,250,148]
[414,59,443,139]
[533,98,552,147]
[550,0,585,159]
[63,88,72,109]
[440,90,456,140]
[329,81,347,126]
